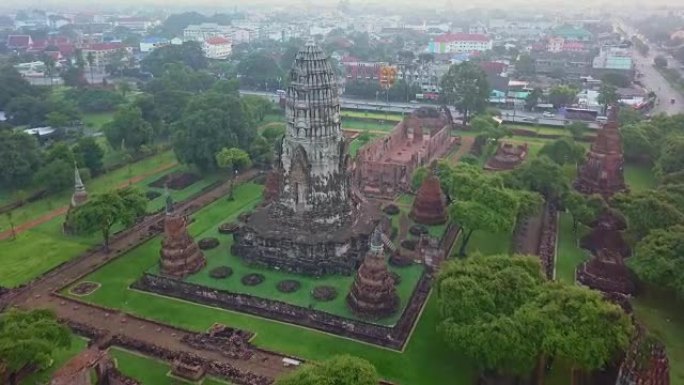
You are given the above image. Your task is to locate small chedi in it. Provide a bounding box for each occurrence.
[354,106,457,199]
[347,228,399,318]
[484,142,528,171]
[574,104,626,197]
[63,164,88,234]
[410,173,447,225]
[576,248,635,295]
[232,41,378,276]
[159,190,206,278]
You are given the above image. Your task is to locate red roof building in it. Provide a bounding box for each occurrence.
[6,35,32,50]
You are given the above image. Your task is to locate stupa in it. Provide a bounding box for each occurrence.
[574,104,626,197]
[159,189,206,278]
[347,228,399,318]
[232,41,379,276]
[409,174,447,225]
[63,164,88,234]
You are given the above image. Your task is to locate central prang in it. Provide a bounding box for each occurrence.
[232,41,379,276]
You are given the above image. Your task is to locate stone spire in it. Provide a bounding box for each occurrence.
[410,173,447,225]
[347,227,399,319]
[574,104,626,197]
[70,163,88,207]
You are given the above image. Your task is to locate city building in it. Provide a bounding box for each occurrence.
[202,37,232,60]
[427,33,493,54]
[81,42,127,67]
[183,23,231,41]
[139,37,169,53]
[592,47,635,78]
[547,37,587,53]
[6,35,32,50]
[534,52,592,77]
[550,25,593,42]
[115,17,153,31]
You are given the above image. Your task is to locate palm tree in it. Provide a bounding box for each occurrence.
[86,51,95,84]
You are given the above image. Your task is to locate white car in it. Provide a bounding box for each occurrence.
[542,112,555,118]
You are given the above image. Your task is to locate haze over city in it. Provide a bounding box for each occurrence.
[0,1,683,385]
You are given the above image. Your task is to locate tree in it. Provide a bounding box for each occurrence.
[618,108,642,126]
[73,137,105,175]
[117,82,132,98]
[242,95,273,122]
[629,225,684,298]
[141,42,208,77]
[262,124,285,145]
[104,106,153,153]
[237,51,283,90]
[5,95,49,126]
[538,138,586,165]
[60,66,88,87]
[276,355,379,385]
[562,191,602,236]
[34,159,73,193]
[655,135,684,177]
[411,166,430,191]
[654,55,668,68]
[621,123,657,163]
[525,88,543,110]
[598,84,619,114]
[440,61,490,125]
[0,131,42,189]
[601,72,631,88]
[566,121,588,141]
[248,136,273,169]
[613,192,684,239]
[71,188,147,251]
[0,65,35,109]
[548,86,577,108]
[173,93,255,171]
[0,309,71,385]
[86,51,95,83]
[511,156,568,200]
[436,254,546,375]
[215,147,251,199]
[515,53,535,76]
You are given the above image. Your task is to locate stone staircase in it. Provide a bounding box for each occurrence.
[381,233,397,253]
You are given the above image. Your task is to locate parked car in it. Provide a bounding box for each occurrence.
[542,112,555,118]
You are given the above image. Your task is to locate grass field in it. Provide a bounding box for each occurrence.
[342,118,397,132]
[554,213,590,284]
[82,112,115,133]
[341,110,403,122]
[20,335,89,385]
[624,163,658,192]
[0,163,220,288]
[65,182,476,385]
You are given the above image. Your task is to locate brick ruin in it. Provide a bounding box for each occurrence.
[616,327,670,385]
[574,105,627,197]
[484,142,529,171]
[354,106,457,199]
[410,173,447,225]
[50,348,139,385]
[159,192,206,278]
[63,164,89,234]
[347,228,399,319]
[232,42,379,277]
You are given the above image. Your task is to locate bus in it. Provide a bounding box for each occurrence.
[562,107,599,122]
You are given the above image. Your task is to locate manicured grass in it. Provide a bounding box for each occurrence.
[632,288,684,385]
[341,110,403,122]
[342,117,397,132]
[21,335,88,385]
[348,133,382,158]
[554,212,590,284]
[0,151,177,231]
[0,164,218,287]
[66,182,476,385]
[82,112,114,133]
[624,163,658,192]
[460,229,512,256]
[111,348,230,385]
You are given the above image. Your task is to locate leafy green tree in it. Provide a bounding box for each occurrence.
[548,86,577,108]
[515,53,535,76]
[262,124,286,145]
[215,147,252,199]
[237,51,283,90]
[145,63,215,94]
[436,254,546,375]
[173,93,255,171]
[5,95,49,126]
[0,309,71,385]
[601,72,631,88]
[248,136,273,169]
[511,156,568,200]
[411,166,430,191]
[141,41,208,77]
[117,82,132,98]
[613,192,684,239]
[242,95,273,122]
[104,106,153,153]
[525,88,543,110]
[618,108,642,126]
[276,355,378,385]
[598,84,619,114]
[629,225,684,298]
[46,143,76,164]
[34,159,73,193]
[538,138,585,165]
[621,123,657,163]
[73,137,105,175]
[440,61,490,125]
[71,188,147,251]
[0,65,35,109]
[655,135,684,177]
[0,131,42,188]
[562,191,602,236]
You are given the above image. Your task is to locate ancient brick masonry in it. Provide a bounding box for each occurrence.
[159,192,206,278]
[347,228,399,318]
[232,41,379,276]
[410,174,447,225]
[63,164,89,234]
[616,327,670,385]
[574,105,626,197]
[484,142,528,171]
[354,106,457,199]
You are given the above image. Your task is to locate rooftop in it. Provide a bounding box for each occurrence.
[433,33,490,43]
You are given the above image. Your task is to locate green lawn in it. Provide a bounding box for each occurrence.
[554,213,590,284]
[342,118,397,132]
[632,288,684,385]
[111,348,230,385]
[65,182,476,385]
[341,110,403,122]
[82,112,114,133]
[20,335,88,385]
[624,163,658,193]
[0,163,219,287]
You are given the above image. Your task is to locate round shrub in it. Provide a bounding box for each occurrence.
[218,222,239,234]
[210,266,233,279]
[312,285,338,301]
[409,224,428,236]
[276,280,301,293]
[241,273,265,286]
[198,237,220,250]
[383,204,400,215]
[401,239,417,251]
[145,190,162,200]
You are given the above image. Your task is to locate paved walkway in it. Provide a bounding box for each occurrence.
[0,162,177,241]
[5,169,290,381]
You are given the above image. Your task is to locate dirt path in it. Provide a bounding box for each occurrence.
[448,136,475,165]
[2,170,292,382]
[0,162,177,241]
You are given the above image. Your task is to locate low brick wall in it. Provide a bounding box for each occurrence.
[133,271,432,350]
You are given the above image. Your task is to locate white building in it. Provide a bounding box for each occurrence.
[427,33,493,54]
[183,23,231,41]
[203,37,232,60]
[139,37,169,53]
